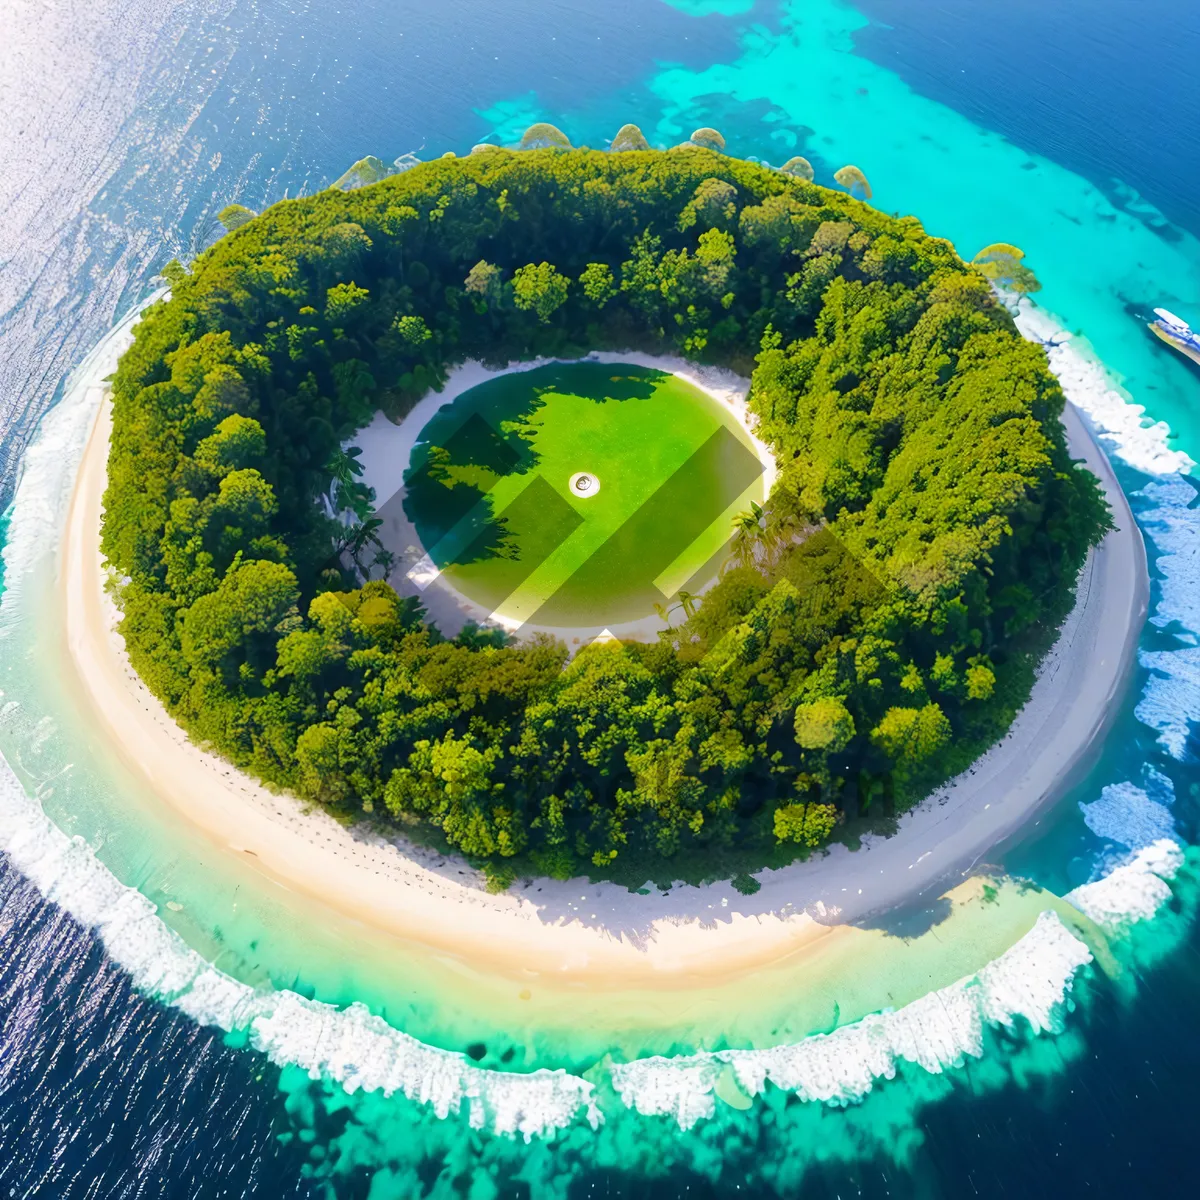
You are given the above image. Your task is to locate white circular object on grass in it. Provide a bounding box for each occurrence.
[569,471,601,498]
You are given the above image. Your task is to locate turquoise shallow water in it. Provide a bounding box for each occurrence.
[2,0,1200,1195]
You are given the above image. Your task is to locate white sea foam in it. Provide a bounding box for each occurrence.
[1014,305,1195,477]
[0,296,1192,1143]
[1137,477,1200,632]
[1065,839,1184,931]
[0,296,160,619]
[1138,647,1200,760]
[1080,780,1176,849]
[0,760,599,1139]
[0,304,598,1142]
[611,912,1092,1130]
[1131,476,1200,757]
[1065,840,1185,931]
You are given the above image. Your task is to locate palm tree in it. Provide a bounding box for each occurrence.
[726,501,765,573]
[327,446,366,513]
[337,516,385,579]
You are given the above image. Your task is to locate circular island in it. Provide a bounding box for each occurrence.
[97,143,1114,895]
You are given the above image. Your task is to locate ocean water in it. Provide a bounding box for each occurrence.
[2,0,1200,1195]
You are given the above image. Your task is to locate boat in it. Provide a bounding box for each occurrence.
[1149,307,1200,367]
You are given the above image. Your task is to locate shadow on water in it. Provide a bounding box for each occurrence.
[852,893,954,938]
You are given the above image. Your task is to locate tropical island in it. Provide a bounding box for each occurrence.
[98,128,1113,891]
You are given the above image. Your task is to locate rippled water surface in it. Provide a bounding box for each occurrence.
[2,1,1200,1196]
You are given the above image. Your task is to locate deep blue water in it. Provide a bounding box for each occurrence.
[853,0,1200,237]
[3,1,1200,1195]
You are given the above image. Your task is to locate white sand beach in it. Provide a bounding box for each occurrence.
[59,355,1146,984]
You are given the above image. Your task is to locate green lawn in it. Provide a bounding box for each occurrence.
[404,363,766,630]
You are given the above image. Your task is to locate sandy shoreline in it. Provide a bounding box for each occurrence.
[65,398,835,985]
[60,360,1145,982]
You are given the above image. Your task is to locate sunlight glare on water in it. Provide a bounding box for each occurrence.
[1,1,1200,1196]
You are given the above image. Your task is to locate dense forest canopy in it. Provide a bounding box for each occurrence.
[104,141,1109,883]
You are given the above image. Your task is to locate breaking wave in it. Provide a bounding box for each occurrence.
[1134,475,1200,758]
[1016,305,1200,763]
[1014,305,1195,477]
[1066,840,1185,931]
[612,837,1189,1133]
[612,912,1094,1130]
[0,755,598,1139]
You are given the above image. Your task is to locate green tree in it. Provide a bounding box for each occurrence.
[794,698,855,752]
[326,282,370,323]
[195,414,267,473]
[871,704,952,768]
[180,559,299,674]
[512,262,570,322]
[217,203,256,232]
[394,314,433,344]
[579,262,617,306]
[774,802,838,846]
[679,178,738,231]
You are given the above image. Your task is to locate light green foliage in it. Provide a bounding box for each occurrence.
[323,222,372,269]
[610,123,651,152]
[394,314,432,344]
[103,147,1107,873]
[517,122,571,150]
[579,262,617,306]
[217,203,256,232]
[774,802,838,846]
[181,559,298,674]
[161,259,190,288]
[195,414,267,474]
[387,734,518,857]
[965,660,997,700]
[326,282,369,323]
[738,194,821,253]
[696,228,737,293]
[808,220,852,257]
[679,178,738,231]
[793,698,855,752]
[511,261,570,321]
[871,704,953,768]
